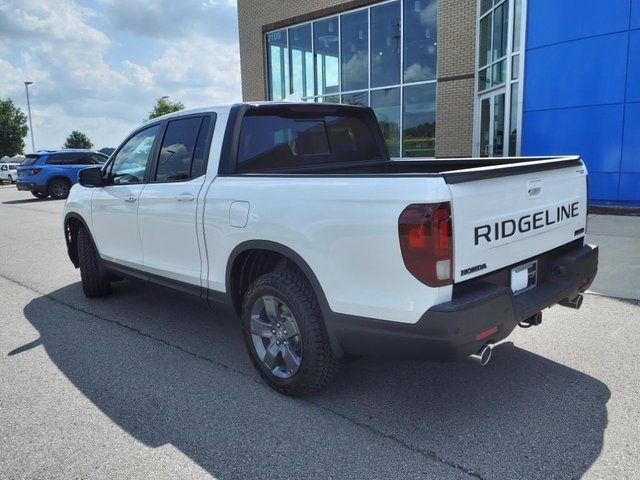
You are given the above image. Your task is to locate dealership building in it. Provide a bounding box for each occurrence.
[237,0,640,206]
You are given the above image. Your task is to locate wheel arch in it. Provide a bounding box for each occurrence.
[63,212,96,268]
[225,240,343,357]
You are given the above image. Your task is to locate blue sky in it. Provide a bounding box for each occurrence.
[0,0,241,150]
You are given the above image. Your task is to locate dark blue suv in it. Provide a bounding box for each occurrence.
[17,150,108,199]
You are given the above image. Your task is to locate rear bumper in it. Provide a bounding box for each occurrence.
[326,243,598,361]
[16,182,45,193]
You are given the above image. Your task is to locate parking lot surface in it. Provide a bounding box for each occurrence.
[1,184,639,480]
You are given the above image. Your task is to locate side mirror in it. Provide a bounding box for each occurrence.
[79,166,104,188]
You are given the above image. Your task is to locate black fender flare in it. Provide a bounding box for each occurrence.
[225,240,344,357]
[63,212,98,269]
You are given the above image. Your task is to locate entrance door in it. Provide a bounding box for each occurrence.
[478,89,506,157]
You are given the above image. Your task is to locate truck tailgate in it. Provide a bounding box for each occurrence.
[447,157,588,283]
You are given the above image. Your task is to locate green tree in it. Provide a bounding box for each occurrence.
[0,98,29,156]
[147,97,185,120]
[63,130,94,149]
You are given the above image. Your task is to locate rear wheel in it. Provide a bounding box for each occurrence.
[48,179,70,199]
[77,227,111,298]
[31,191,48,199]
[241,271,341,396]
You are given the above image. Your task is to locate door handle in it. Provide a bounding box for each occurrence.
[124,195,137,203]
[175,193,195,202]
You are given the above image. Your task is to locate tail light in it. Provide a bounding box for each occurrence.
[398,203,453,287]
[30,168,42,175]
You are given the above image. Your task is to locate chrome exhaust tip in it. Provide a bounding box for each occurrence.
[559,294,584,310]
[469,344,493,366]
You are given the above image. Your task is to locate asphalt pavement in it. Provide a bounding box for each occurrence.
[0,183,638,480]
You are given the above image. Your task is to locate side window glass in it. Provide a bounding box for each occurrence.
[110,125,161,185]
[190,116,212,179]
[156,117,201,182]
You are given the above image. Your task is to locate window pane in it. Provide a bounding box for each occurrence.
[314,17,339,95]
[289,24,314,98]
[371,87,400,157]
[492,59,506,86]
[370,1,401,87]
[492,3,508,60]
[479,97,491,157]
[511,53,520,80]
[480,0,492,15]
[403,0,437,82]
[237,112,384,171]
[493,92,505,156]
[341,91,369,107]
[341,10,368,91]
[509,82,519,156]
[317,95,340,103]
[479,14,491,67]
[478,65,492,91]
[111,125,160,184]
[512,0,522,52]
[403,83,436,157]
[156,117,201,182]
[266,30,288,100]
[191,116,213,178]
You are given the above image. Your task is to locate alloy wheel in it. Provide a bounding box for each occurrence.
[250,295,302,379]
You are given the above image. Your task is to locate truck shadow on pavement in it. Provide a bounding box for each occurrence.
[16,281,610,480]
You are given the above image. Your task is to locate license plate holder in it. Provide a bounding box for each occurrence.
[511,260,538,295]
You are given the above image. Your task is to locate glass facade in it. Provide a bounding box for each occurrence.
[265,0,438,158]
[475,0,523,157]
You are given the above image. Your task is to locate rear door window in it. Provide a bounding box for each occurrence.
[236,110,386,172]
[47,153,82,165]
[154,115,214,182]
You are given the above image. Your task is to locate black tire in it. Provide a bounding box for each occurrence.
[31,191,48,199]
[77,227,111,298]
[242,271,341,396]
[48,178,70,199]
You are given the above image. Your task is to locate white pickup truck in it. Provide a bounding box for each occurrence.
[63,102,598,395]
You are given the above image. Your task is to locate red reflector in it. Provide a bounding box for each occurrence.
[475,326,498,342]
[579,278,589,286]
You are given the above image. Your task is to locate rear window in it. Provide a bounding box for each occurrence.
[23,155,41,166]
[236,111,385,172]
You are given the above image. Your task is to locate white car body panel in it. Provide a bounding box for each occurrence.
[449,161,588,282]
[203,176,453,324]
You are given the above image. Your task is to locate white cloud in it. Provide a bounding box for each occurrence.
[0,0,241,151]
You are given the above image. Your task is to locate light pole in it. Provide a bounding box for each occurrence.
[24,81,35,153]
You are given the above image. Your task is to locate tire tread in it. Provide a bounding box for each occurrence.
[78,227,111,298]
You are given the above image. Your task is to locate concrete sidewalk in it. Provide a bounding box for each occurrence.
[586,214,640,301]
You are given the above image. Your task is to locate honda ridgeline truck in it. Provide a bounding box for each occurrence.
[63,103,598,395]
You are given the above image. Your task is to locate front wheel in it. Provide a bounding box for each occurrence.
[48,179,70,199]
[77,227,111,298]
[242,271,341,396]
